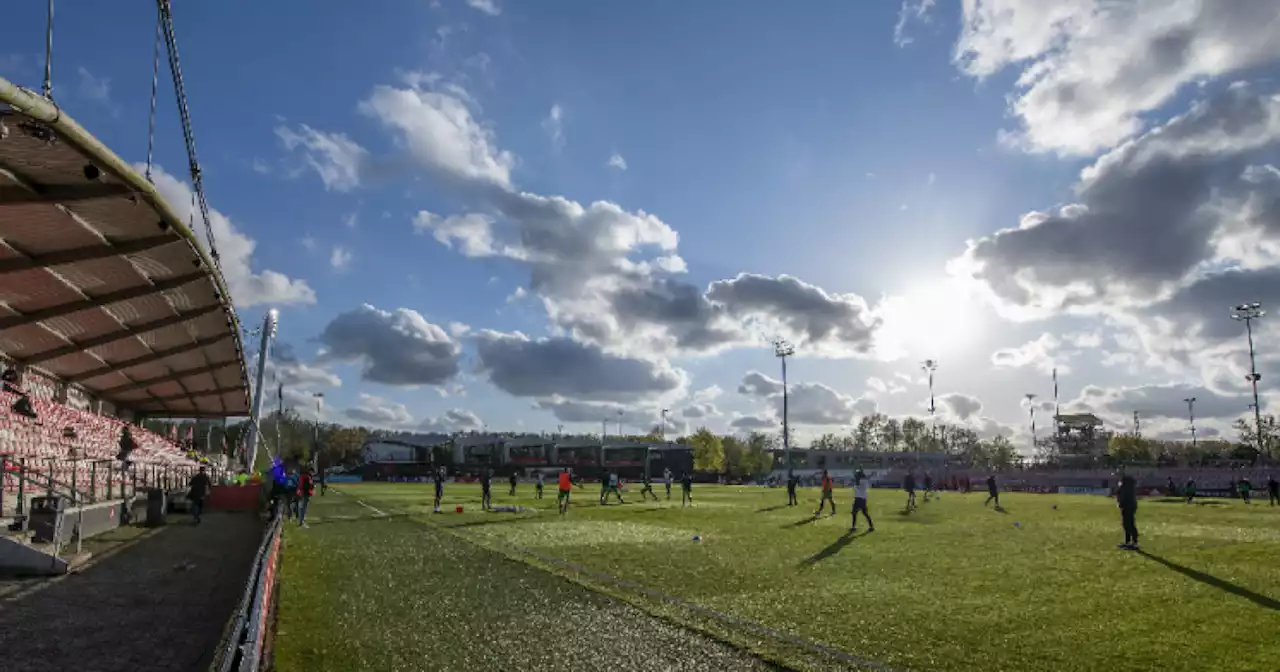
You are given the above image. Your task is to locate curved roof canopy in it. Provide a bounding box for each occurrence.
[0,79,249,417]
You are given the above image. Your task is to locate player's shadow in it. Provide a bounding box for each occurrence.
[305,513,410,526]
[756,504,790,513]
[447,514,545,530]
[799,530,869,566]
[784,515,826,528]
[1137,551,1280,612]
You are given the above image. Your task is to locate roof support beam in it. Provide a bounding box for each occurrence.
[97,359,238,396]
[0,182,136,205]
[66,332,232,383]
[0,271,208,332]
[0,235,179,276]
[21,304,223,366]
[144,385,242,405]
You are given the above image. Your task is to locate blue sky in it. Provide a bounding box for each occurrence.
[4,1,1279,447]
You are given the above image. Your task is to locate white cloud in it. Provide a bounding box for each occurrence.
[927,172,936,186]
[146,165,316,307]
[330,246,353,271]
[607,152,628,171]
[345,393,415,428]
[894,0,937,47]
[76,67,111,104]
[466,0,501,16]
[359,76,515,187]
[343,211,359,229]
[413,211,499,257]
[300,235,317,252]
[954,0,1280,155]
[990,333,1070,375]
[543,104,565,151]
[251,158,271,175]
[317,304,461,386]
[420,408,484,433]
[275,124,368,192]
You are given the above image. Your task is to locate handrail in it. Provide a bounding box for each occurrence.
[215,508,281,672]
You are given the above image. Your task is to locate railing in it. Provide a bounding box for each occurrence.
[2,454,225,518]
[214,510,282,672]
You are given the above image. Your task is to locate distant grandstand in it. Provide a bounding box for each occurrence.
[357,431,695,481]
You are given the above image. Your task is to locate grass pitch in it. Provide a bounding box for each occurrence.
[275,484,1280,671]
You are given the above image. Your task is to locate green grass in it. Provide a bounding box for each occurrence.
[278,484,1280,672]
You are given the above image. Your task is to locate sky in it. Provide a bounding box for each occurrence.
[3,0,1279,450]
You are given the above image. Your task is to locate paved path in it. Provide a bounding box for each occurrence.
[0,512,262,672]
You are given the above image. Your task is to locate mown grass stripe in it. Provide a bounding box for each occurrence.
[350,494,890,672]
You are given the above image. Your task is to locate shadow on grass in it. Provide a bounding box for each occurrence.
[305,513,411,527]
[799,530,869,567]
[992,506,1010,514]
[783,515,824,528]
[756,504,790,513]
[446,514,547,530]
[1137,551,1280,612]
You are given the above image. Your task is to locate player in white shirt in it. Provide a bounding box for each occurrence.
[663,468,674,500]
[851,469,875,532]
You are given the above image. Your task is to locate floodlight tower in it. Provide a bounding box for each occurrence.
[312,392,324,470]
[1184,397,1197,448]
[775,339,796,480]
[922,359,938,445]
[1230,302,1266,457]
[660,408,669,443]
[244,309,278,472]
[1025,393,1038,453]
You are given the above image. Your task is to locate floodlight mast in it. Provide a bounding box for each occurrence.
[1025,393,1038,453]
[922,359,938,446]
[1230,302,1266,458]
[660,408,669,443]
[774,339,796,480]
[1184,397,1197,448]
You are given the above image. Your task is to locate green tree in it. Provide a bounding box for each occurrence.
[1107,434,1153,462]
[743,431,775,475]
[984,435,1017,470]
[722,434,746,475]
[688,427,725,473]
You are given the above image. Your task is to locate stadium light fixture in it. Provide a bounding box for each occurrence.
[660,408,669,443]
[1230,302,1266,457]
[774,339,795,480]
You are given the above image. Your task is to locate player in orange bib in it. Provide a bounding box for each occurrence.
[558,468,574,515]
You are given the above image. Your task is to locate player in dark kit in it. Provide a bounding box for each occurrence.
[481,470,493,511]
[509,471,518,496]
[1268,475,1279,506]
[786,474,798,506]
[922,473,933,503]
[681,472,694,506]
[903,471,917,511]
[433,467,446,513]
[1116,473,1139,550]
[639,473,658,501]
[984,475,1000,508]
[535,471,545,499]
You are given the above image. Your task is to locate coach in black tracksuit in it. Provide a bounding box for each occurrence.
[1117,474,1139,550]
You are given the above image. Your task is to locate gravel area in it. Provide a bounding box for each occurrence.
[0,512,263,672]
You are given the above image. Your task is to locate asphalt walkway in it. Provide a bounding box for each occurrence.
[0,512,262,672]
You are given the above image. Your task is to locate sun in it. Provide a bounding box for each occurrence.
[876,276,989,361]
